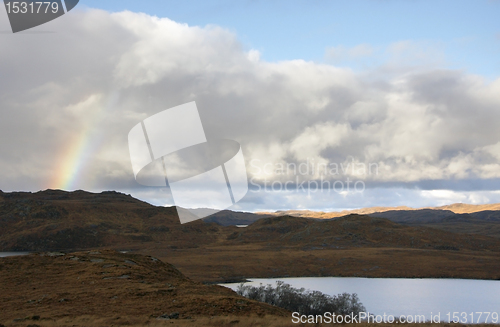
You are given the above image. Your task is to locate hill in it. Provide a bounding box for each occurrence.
[202,209,271,226]
[0,189,222,251]
[0,250,288,326]
[257,203,500,219]
[1,189,500,283]
[436,202,500,213]
[258,206,413,219]
[202,203,500,239]
[226,214,500,251]
[369,209,500,238]
[149,215,500,282]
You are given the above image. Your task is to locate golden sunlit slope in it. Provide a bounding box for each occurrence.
[435,203,500,213]
[258,203,500,219]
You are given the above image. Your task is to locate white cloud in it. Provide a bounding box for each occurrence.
[0,9,500,209]
[289,122,351,161]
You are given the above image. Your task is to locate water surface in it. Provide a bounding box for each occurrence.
[0,252,30,257]
[223,277,500,323]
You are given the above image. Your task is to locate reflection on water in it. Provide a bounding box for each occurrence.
[223,277,500,323]
[0,252,30,257]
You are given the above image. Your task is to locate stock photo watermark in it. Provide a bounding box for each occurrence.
[128,102,249,224]
[3,0,79,33]
[249,157,379,195]
[292,311,499,324]
[128,103,380,223]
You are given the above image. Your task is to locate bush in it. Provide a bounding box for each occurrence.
[236,281,365,315]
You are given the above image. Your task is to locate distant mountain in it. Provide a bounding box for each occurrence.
[258,203,500,219]
[369,209,457,224]
[369,209,500,238]
[202,203,500,239]
[436,203,500,213]
[225,214,500,252]
[202,210,271,226]
[370,209,500,224]
[258,206,414,219]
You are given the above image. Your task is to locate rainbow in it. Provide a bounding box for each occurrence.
[49,92,119,190]
[51,126,94,190]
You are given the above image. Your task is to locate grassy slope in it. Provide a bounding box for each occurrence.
[0,250,287,325]
[1,190,500,283]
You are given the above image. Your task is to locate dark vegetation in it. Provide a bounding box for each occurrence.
[236,281,366,316]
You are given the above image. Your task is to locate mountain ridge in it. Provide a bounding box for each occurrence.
[257,202,500,218]
[1,189,500,283]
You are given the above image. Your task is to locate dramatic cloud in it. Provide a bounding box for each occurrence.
[0,9,499,210]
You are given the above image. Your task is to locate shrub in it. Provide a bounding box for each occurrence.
[236,281,365,315]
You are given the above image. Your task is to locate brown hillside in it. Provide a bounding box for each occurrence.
[226,215,500,252]
[0,190,222,251]
[0,250,288,325]
[152,215,500,282]
[2,190,500,284]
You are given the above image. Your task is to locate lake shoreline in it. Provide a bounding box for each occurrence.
[215,274,500,285]
[220,276,500,324]
[1,251,499,325]
[6,245,500,283]
[142,245,500,283]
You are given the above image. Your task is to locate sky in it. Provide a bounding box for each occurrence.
[79,0,500,78]
[0,0,499,212]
